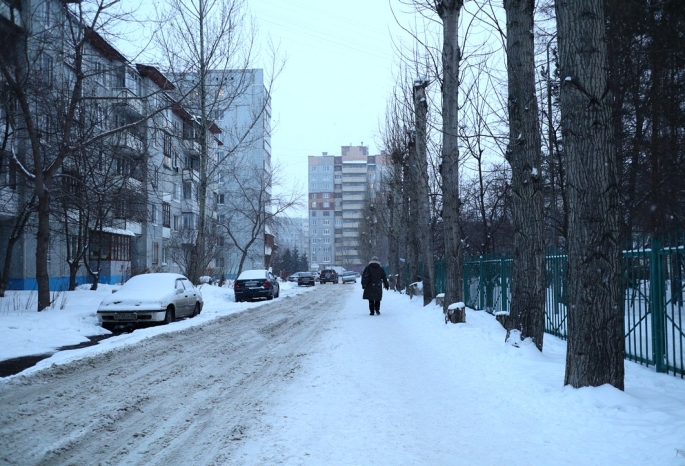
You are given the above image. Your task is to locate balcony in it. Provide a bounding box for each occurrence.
[111,131,143,153]
[182,167,200,183]
[183,139,201,156]
[112,87,144,117]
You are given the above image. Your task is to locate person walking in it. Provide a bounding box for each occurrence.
[361,256,389,315]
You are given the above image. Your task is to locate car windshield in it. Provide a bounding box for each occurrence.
[122,273,180,290]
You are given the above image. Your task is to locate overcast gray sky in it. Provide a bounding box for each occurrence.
[115,0,419,213]
[249,0,414,204]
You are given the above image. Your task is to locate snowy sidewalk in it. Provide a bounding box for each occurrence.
[233,284,685,466]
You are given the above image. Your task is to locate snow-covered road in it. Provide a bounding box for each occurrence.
[2,281,684,466]
[0,285,351,465]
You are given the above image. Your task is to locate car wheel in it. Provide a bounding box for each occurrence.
[276,287,280,298]
[191,302,200,317]
[267,290,274,300]
[163,306,175,325]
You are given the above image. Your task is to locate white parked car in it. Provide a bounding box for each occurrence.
[97,273,203,331]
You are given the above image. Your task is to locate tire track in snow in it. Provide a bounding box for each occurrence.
[0,286,352,466]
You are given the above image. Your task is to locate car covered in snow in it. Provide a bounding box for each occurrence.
[97,273,202,331]
[234,269,280,302]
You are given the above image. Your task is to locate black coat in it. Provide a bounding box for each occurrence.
[362,261,388,301]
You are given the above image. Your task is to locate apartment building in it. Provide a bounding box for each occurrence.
[0,0,232,289]
[209,69,273,275]
[308,146,387,271]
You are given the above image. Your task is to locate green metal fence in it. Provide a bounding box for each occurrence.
[459,232,685,378]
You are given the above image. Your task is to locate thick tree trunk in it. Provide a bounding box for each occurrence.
[502,0,546,350]
[406,133,421,289]
[387,189,400,290]
[413,79,435,305]
[36,193,51,311]
[555,0,624,389]
[437,0,464,314]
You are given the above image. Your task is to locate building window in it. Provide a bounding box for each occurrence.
[218,193,225,204]
[90,232,131,261]
[311,211,317,217]
[323,229,330,235]
[173,215,180,231]
[311,220,316,226]
[40,53,53,84]
[163,132,172,157]
[323,220,330,225]
[173,183,180,200]
[94,61,106,86]
[312,229,316,235]
[183,181,192,200]
[163,203,171,227]
[152,243,159,264]
[323,238,330,244]
[311,202,317,208]
[311,166,317,171]
[182,212,195,229]
[116,157,131,176]
[323,202,330,208]
[335,219,342,226]
[323,193,330,198]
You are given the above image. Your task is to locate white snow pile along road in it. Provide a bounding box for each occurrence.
[0,286,347,465]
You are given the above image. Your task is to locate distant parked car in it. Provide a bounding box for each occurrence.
[234,269,280,302]
[97,273,202,331]
[319,269,339,284]
[288,272,307,282]
[341,271,357,284]
[297,272,317,287]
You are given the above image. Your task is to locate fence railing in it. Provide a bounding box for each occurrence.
[457,232,685,378]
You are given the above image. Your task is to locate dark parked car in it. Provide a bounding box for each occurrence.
[341,271,357,284]
[234,269,280,302]
[97,273,202,331]
[297,272,317,287]
[319,269,339,284]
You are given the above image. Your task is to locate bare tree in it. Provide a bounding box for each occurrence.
[378,93,413,290]
[411,78,436,305]
[154,0,284,283]
[499,0,546,350]
[435,0,466,320]
[219,159,302,276]
[0,0,166,310]
[555,0,624,389]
